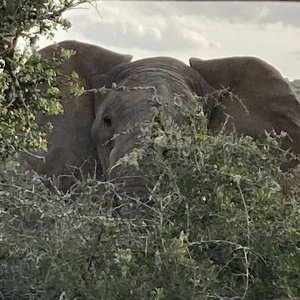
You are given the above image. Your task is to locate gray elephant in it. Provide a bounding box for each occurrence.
[26,40,300,193]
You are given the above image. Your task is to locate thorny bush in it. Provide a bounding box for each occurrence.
[0,104,300,300]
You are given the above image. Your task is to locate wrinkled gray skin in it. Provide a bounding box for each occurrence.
[26,40,300,193]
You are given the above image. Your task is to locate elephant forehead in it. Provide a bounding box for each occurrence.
[100,85,194,117]
[120,70,193,92]
[100,89,154,113]
[104,57,206,95]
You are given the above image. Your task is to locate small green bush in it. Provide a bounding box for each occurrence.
[0,106,299,300]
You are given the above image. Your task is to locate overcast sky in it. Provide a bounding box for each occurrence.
[40,1,300,80]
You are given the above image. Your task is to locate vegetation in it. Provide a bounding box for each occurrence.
[1,105,299,300]
[1,2,300,299]
[0,0,93,159]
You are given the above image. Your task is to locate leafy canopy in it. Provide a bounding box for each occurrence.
[0,0,93,159]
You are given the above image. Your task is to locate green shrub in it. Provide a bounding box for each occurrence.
[0,106,299,300]
[0,0,92,158]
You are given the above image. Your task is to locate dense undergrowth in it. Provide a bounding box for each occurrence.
[1,106,300,300]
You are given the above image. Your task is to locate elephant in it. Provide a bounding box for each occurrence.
[25,40,300,194]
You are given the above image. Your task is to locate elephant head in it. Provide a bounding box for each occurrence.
[24,40,132,192]
[91,56,217,195]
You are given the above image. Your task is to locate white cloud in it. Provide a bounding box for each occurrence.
[38,2,300,80]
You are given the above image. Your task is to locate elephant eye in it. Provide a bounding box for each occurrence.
[103,116,112,127]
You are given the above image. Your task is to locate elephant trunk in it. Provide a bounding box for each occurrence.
[108,163,152,218]
[97,130,153,217]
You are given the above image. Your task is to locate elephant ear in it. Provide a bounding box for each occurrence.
[189,56,299,112]
[189,56,293,93]
[25,40,132,192]
[190,56,300,165]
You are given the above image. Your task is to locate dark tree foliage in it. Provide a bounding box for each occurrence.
[0,0,93,159]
